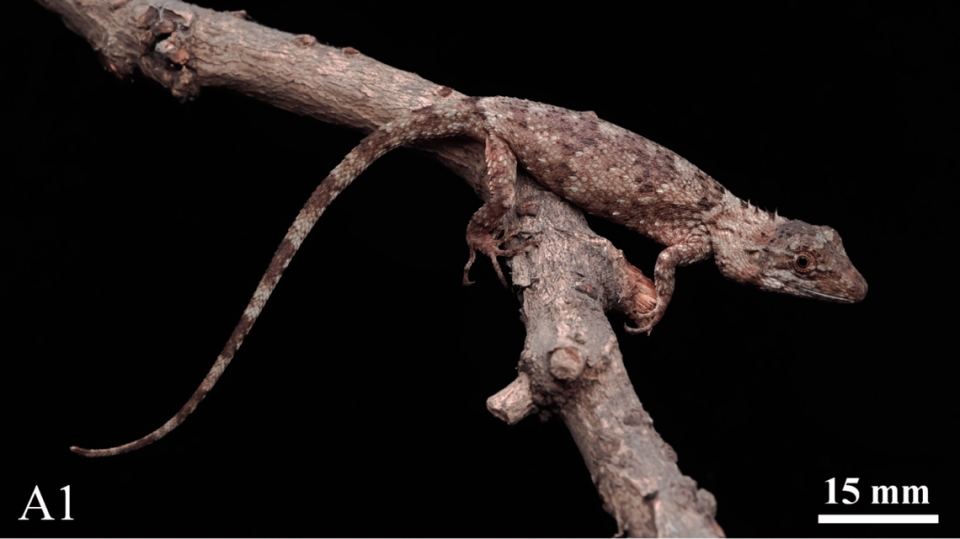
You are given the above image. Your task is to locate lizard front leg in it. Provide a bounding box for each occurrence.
[626,239,712,335]
[463,133,535,286]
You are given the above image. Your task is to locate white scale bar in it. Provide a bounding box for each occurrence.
[819,514,939,524]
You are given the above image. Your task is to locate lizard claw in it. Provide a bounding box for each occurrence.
[624,301,664,336]
[463,229,537,287]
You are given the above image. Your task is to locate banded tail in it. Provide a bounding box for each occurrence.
[71,100,481,456]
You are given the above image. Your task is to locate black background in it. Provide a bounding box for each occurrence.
[3,1,957,537]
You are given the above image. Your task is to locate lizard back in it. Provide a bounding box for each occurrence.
[476,97,728,246]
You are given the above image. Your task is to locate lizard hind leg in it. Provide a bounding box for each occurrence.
[462,134,534,287]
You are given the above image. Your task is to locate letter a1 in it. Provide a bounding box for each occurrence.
[18,485,72,521]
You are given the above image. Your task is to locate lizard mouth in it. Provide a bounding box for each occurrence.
[799,288,855,303]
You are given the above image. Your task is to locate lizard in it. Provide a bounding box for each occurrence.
[71,96,867,457]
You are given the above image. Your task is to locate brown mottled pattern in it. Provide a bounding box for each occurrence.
[72,97,867,456]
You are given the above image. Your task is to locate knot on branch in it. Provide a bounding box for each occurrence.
[134,5,199,101]
[616,257,657,329]
[549,346,585,380]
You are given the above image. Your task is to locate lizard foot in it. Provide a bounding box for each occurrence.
[463,229,537,287]
[624,301,665,336]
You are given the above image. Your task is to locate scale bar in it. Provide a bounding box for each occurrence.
[819,514,938,524]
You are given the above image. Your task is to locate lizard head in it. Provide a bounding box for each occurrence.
[713,218,868,303]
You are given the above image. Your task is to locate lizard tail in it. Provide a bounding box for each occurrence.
[71,101,480,457]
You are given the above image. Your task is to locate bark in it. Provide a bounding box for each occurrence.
[36,0,724,536]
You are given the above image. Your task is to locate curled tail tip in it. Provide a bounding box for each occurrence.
[70,435,154,457]
[70,445,101,457]
[70,444,130,457]
[70,443,145,457]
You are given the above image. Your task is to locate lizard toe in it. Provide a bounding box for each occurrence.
[625,302,664,336]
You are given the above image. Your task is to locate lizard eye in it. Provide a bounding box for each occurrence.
[793,252,814,273]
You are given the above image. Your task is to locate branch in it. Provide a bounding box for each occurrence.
[37,0,723,536]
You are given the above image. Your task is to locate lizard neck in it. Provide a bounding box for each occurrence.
[707,192,785,284]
